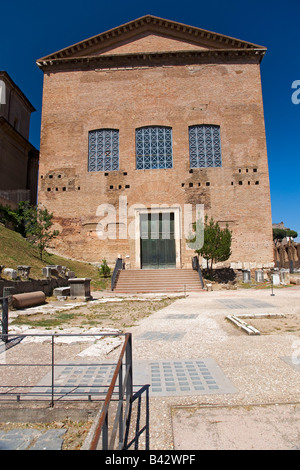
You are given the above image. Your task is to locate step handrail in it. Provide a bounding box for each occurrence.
[192,256,204,288]
[111,257,124,291]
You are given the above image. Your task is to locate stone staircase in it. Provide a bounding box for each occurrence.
[113,268,204,293]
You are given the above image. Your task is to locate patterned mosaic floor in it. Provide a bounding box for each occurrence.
[217,298,275,309]
[28,358,236,400]
[134,358,237,397]
[30,357,236,400]
[136,331,186,341]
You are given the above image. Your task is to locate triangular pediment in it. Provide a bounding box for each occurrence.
[80,31,215,57]
[37,15,266,63]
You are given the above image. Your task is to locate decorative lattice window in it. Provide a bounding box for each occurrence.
[88,129,119,172]
[136,126,173,170]
[189,125,222,168]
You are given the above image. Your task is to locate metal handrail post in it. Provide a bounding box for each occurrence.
[102,413,108,449]
[51,335,55,407]
[118,364,124,449]
[126,333,133,400]
[1,297,8,344]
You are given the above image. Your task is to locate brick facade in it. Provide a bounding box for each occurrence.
[37,16,274,269]
[0,71,39,206]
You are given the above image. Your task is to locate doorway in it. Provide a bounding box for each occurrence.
[140,212,176,269]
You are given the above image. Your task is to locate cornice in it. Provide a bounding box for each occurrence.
[37,47,266,71]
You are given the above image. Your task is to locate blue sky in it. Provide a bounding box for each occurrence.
[1,0,299,237]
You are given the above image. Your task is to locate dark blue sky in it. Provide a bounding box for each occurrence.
[1,0,299,237]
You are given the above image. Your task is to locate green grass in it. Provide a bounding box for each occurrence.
[0,224,110,290]
[11,311,80,328]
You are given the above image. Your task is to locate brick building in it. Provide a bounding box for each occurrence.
[0,71,39,207]
[36,15,274,271]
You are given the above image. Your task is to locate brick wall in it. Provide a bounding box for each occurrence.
[38,31,273,269]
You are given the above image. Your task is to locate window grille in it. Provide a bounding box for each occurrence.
[136,126,173,170]
[88,129,119,172]
[189,125,222,168]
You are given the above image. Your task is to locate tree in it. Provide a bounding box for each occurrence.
[190,215,232,271]
[22,203,59,260]
[273,228,298,241]
[99,259,111,278]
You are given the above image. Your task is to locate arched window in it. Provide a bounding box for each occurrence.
[136,126,173,170]
[189,125,222,168]
[88,129,119,172]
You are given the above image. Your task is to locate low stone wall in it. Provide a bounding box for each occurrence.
[0,278,69,297]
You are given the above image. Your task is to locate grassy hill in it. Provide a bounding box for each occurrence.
[0,224,110,290]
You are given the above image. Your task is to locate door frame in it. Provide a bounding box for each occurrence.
[134,205,181,269]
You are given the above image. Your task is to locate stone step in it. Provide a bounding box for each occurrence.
[114,268,203,293]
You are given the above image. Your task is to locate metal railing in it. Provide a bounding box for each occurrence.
[0,331,133,450]
[192,255,204,288]
[111,257,124,291]
[88,333,133,450]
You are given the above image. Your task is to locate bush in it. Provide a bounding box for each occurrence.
[99,259,111,278]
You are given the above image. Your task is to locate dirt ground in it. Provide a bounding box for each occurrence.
[10,297,178,332]
[247,314,300,336]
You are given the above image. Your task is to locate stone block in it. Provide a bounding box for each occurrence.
[280,269,290,285]
[242,269,251,283]
[255,270,264,282]
[272,273,280,285]
[66,271,75,278]
[42,267,52,278]
[3,268,17,280]
[53,287,70,297]
[17,266,31,278]
[69,278,92,300]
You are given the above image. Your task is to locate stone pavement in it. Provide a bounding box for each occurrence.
[1,285,300,450]
[129,285,300,450]
[0,428,66,450]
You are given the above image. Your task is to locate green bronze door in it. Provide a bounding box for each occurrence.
[140,213,176,269]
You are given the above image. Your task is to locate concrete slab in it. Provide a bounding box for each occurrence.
[172,403,300,450]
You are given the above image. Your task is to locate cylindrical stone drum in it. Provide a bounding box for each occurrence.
[11,291,46,309]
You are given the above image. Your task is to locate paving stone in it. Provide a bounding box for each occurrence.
[29,429,66,450]
[218,298,275,309]
[136,331,186,341]
[164,314,199,319]
[280,357,300,372]
[0,429,40,450]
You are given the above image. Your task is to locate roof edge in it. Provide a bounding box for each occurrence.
[37,15,266,63]
[0,71,36,113]
[36,48,267,70]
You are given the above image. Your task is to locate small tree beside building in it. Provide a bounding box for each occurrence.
[189,215,232,272]
[21,202,59,261]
